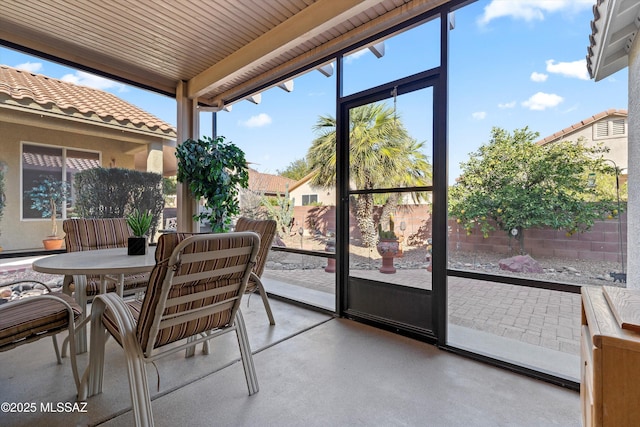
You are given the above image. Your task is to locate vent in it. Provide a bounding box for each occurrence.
[612,118,626,135]
[595,121,608,137]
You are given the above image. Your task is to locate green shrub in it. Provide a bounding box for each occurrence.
[74,168,164,236]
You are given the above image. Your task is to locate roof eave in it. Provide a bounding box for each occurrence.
[587,0,640,82]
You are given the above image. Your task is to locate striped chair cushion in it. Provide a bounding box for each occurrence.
[63,218,132,251]
[83,274,149,297]
[234,217,276,293]
[136,233,250,352]
[0,293,82,349]
[102,300,143,347]
[63,218,150,295]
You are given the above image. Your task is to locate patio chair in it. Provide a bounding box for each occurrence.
[234,217,277,325]
[80,232,261,426]
[62,218,150,319]
[0,280,82,394]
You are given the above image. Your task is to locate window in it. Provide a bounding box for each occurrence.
[22,143,100,219]
[301,194,318,206]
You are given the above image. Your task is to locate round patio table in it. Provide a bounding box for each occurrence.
[32,248,156,353]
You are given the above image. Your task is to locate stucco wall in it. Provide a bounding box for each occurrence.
[0,119,158,251]
[627,35,640,288]
[551,119,628,170]
[290,181,336,207]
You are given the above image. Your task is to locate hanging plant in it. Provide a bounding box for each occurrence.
[176,136,249,232]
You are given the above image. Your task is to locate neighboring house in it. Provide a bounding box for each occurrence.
[537,109,628,172]
[288,170,430,207]
[236,168,296,218]
[247,168,295,198]
[288,171,335,207]
[0,65,176,251]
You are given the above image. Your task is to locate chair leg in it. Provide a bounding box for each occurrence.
[235,310,259,395]
[63,274,89,356]
[51,335,62,364]
[255,277,275,325]
[125,351,154,427]
[185,336,197,358]
[81,300,108,400]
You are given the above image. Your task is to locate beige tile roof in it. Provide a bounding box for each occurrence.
[248,168,296,195]
[0,65,175,137]
[536,108,627,145]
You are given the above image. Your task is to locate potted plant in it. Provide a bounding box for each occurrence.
[176,136,249,232]
[376,218,400,274]
[126,208,153,255]
[25,175,70,250]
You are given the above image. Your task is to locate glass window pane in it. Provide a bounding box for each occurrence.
[22,144,63,219]
[214,67,337,310]
[343,17,440,97]
[66,149,100,215]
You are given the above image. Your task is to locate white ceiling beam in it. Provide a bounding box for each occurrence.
[317,63,335,77]
[278,80,294,92]
[246,94,262,104]
[368,42,385,58]
[188,0,380,99]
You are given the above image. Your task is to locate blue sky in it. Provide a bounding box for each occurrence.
[0,0,627,183]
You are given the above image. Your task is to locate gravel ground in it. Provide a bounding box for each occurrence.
[273,234,625,287]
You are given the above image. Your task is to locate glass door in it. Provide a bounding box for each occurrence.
[340,81,438,340]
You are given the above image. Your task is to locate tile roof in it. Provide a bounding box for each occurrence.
[22,152,99,172]
[0,65,175,137]
[586,0,640,81]
[536,109,627,145]
[248,168,296,195]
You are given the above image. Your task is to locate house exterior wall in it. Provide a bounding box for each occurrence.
[627,35,640,288]
[289,181,335,207]
[0,117,162,251]
[547,118,628,170]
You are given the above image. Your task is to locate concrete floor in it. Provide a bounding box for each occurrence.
[0,297,580,427]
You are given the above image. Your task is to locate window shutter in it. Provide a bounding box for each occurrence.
[595,121,608,138]
[612,118,625,135]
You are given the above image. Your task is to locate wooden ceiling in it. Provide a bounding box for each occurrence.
[1,0,447,106]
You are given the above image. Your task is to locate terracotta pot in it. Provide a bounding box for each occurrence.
[376,239,399,274]
[43,237,64,250]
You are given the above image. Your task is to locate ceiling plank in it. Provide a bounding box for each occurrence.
[187,0,381,99]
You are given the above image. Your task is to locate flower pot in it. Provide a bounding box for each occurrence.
[43,237,64,250]
[376,238,399,274]
[128,236,148,255]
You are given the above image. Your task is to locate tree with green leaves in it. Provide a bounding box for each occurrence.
[277,158,310,181]
[176,136,249,232]
[307,103,432,247]
[449,127,619,254]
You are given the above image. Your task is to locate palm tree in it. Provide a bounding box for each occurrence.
[307,103,432,247]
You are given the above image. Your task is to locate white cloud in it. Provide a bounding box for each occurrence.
[522,92,563,111]
[344,48,369,64]
[478,0,592,26]
[239,113,272,128]
[15,62,43,73]
[498,101,516,109]
[530,72,548,82]
[472,111,487,120]
[60,71,127,91]
[545,59,589,80]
